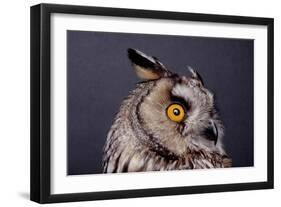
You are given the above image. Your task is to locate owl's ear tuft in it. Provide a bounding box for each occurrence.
[127,48,171,80]
[188,67,204,86]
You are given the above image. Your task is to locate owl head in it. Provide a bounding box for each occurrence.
[127,48,226,156]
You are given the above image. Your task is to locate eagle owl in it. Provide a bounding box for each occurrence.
[102,48,232,173]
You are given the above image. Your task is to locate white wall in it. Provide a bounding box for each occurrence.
[0,0,279,206]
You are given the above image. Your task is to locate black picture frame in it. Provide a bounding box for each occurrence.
[30,3,274,204]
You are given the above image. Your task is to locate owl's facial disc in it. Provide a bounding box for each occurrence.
[170,78,220,146]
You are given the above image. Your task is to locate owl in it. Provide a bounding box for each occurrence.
[102,48,232,173]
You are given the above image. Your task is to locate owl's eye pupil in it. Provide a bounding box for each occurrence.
[173,108,180,116]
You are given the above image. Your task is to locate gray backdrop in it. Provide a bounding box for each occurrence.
[67,30,254,175]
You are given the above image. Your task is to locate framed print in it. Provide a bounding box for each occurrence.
[30,3,274,203]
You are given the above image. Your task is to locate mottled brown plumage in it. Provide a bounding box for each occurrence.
[102,48,231,173]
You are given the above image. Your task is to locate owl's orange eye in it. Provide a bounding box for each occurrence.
[166,103,186,123]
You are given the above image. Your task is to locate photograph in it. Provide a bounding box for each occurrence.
[67,31,254,175]
[30,3,273,203]
[0,0,278,207]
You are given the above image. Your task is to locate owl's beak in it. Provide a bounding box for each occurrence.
[204,120,218,145]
